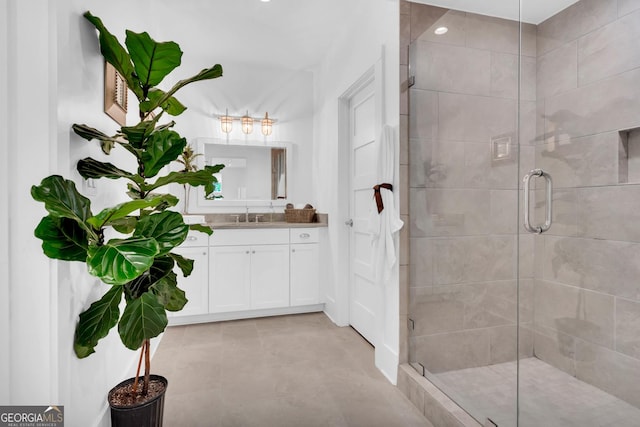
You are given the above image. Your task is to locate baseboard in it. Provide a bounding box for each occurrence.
[376,343,399,384]
[167,304,324,326]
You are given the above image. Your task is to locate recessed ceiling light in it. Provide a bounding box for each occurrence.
[434,27,448,35]
[261,0,271,2]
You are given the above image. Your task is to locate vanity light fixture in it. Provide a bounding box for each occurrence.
[220,108,233,134]
[261,112,274,136]
[241,110,254,134]
[217,110,277,136]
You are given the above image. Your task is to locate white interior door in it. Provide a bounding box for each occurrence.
[348,77,380,345]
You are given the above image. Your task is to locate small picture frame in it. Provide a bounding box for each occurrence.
[104,62,128,126]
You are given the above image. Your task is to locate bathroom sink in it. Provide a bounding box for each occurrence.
[182,215,206,224]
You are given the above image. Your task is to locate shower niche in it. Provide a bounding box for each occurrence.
[618,127,640,184]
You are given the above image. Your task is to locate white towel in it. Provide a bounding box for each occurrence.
[368,125,404,284]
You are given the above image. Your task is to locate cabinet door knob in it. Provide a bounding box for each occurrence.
[292,249,296,253]
[252,250,256,254]
[300,233,310,239]
[246,250,250,254]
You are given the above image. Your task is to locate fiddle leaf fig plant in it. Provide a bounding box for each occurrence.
[31,11,224,396]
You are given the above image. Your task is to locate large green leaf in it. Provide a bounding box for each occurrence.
[140,64,223,114]
[74,286,123,358]
[169,252,194,277]
[83,12,142,100]
[87,194,178,228]
[120,121,154,149]
[118,291,168,350]
[77,158,134,180]
[125,30,182,89]
[134,211,188,255]
[72,124,118,143]
[87,237,159,285]
[150,272,187,312]
[72,124,121,155]
[31,175,92,225]
[143,164,224,195]
[189,223,213,236]
[119,121,176,150]
[111,217,137,234]
[140,89,186,116]
[140,129,187,178]
[34,216,88,261]
[125,256,174,300]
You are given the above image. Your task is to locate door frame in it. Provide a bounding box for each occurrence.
[336,58,384,336]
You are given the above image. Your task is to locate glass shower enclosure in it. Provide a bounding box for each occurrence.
[406,0,640,425]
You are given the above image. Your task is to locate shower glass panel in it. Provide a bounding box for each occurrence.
[406,1,523,424]
[407,0,640,425]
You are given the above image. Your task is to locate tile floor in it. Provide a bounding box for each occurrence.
[153,312,432,427]
[435,357,640,427]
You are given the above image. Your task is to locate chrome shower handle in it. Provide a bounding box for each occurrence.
[523,169,553,234]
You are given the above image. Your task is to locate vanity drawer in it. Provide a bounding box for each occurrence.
[289,228,319,244]
[180,230,210,247]
[210,228,289,246]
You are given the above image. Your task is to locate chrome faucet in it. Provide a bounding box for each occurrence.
[245,206,249,223]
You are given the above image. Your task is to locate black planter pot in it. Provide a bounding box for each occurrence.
[108,375,168,427]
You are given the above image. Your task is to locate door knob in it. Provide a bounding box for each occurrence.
[345,219,353,227]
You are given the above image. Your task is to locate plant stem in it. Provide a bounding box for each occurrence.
[133,344,145,394]
[143,339,151,395]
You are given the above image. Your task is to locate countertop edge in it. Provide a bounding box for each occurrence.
[208,222,328,230]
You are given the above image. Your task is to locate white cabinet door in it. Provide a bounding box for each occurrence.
[210,245,251,313]
[290,243,320,306]
[171,246,209,317]
[250,244,290,309]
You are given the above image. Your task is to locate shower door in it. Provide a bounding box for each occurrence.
[407,0,640,426]
[517,0,640,425]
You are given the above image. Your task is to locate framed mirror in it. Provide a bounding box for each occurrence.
[193,138,291,208]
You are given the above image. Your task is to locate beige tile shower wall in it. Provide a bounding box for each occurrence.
[533,0,640,409]
[406,2,536,374]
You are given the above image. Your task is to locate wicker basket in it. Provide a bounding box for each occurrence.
[284,208,316,223]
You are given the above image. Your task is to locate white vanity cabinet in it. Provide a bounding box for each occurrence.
[168,225,325,325]
[171,231,209,317]
[289,228,320,306]
[209,229,290,313]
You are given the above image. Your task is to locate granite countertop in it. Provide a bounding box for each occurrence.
[197,212,328,230]
[209,221,328,230]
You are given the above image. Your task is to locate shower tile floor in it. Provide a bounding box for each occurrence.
[153,312,431,426]
[435,357,640,427]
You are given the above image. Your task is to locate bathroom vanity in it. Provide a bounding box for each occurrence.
[168,223,325,325]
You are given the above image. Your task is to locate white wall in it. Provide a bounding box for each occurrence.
[0,0,11,405]
[5,0,57,405]
[313,0,400,382]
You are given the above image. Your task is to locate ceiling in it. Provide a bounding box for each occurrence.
[410,0,581,24]
[146,0,365,72]
[119,0,581,74]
